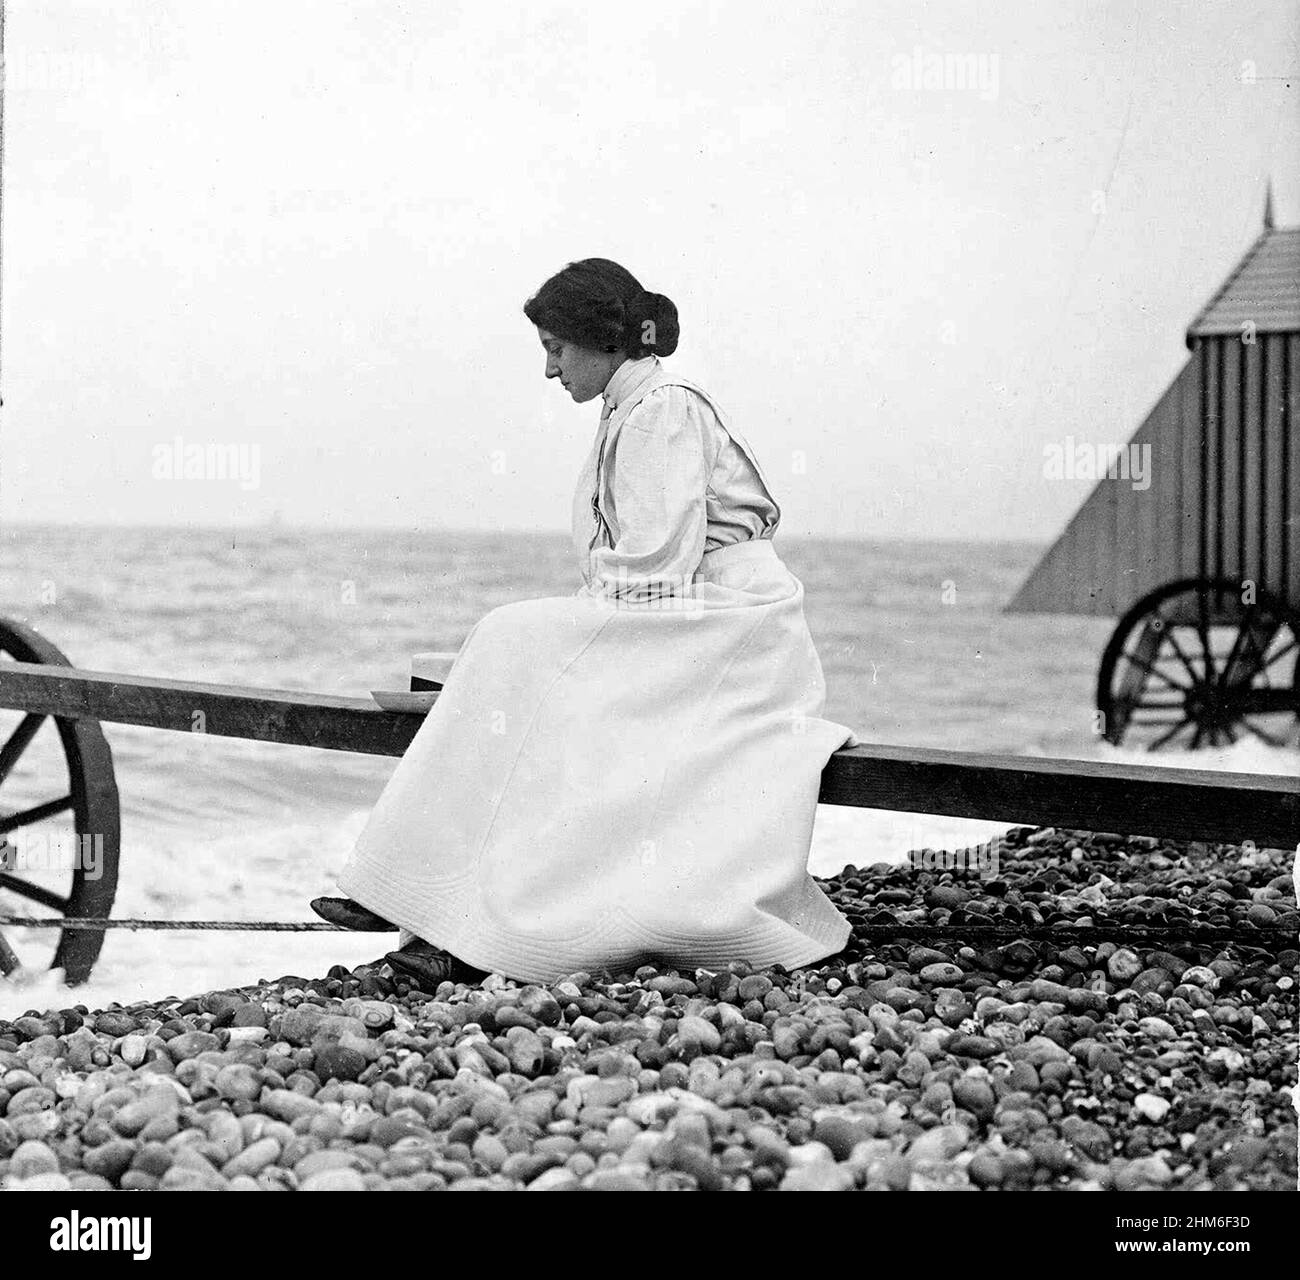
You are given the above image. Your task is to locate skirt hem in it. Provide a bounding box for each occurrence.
[337,867,851,985]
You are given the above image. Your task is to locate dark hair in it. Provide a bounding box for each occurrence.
[523,258,679,359]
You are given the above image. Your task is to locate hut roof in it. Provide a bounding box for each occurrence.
[1185,224,1300,345]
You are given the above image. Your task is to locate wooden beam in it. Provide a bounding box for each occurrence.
[819,742,1299,849]
[0,661,423,757]
[1,662,1296,847]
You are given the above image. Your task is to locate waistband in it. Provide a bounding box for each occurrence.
[695,536,780,577]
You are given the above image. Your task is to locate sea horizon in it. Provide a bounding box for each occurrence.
[1,517,1047,550]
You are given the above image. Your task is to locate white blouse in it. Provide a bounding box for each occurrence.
[576,357,780,602]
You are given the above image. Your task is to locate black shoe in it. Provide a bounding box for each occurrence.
[383,938,489,988]
[310,896,397,932]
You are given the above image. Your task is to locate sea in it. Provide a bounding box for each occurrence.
[0,524,1295,1016]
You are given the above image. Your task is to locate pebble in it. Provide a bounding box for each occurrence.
[1136,1017,1177,1041]
[165,1031,220,1062]
[919,962,964,985]
[118,1034,150,1067]
[110,1087,179,1137]
[1113,1154,1174,1191]
[906,1124,969,1163]
[83,1140,137,1180]
[294,1150,362,1180]
[924,885,968,911]
[313,1044,368,1082]
[952,1078,996,1120]
[215,1064,261,1102]
[1134,1094,1171,1123]
[811,1115,867,1161]
[9,1139,59,1179]
[967,1152,1004,1187]
[0,829,1289,1193]
[676,1016,722,1056]
[300,1168,367,1191]
[223,1137,281,1179]
[946,1035,1000,1059]
[780,1161,855,1191]
[1107,946,1138,982]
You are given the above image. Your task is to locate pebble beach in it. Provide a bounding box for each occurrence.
[1,825,1295,1192]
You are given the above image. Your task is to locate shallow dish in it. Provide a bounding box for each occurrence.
[369,690,439,714]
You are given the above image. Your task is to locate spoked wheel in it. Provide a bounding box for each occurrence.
[1097,577,1300,750]
[0,617,120,984]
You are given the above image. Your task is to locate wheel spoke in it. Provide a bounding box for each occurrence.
[1239,717,1287,748]
[1104,582,1300,754]
[1195,591,1218,686]
[1119,652,1189,694]
[0,795,75,835]
[1255,635,1297,674]
[0,931,22,978]
[0,714,47,785]
[1226,619,1282,689]
[1162,625,1203,684]
[0,627,121,986]
[0,870,72,912]
[1149,716,1195,750]
[1216,600,1261,689]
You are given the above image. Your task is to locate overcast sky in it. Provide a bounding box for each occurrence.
[0,0,1296,539]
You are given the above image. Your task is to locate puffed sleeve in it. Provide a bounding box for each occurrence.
[578,386,710,603]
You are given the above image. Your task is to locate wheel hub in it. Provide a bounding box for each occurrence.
[1185,683,1236,730]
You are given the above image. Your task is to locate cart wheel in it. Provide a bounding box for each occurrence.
[0,618,120,984]
[1097,577,1300,751]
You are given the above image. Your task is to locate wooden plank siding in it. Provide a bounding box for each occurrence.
[1094,451,1118,615]
[1203,337,1223,584]
[1186,341,1209,581]
[1262,333,1287,599]
[1219,336,1243,585]
[1287,334,1300,604]
[1113,419,1143,614]
[1175,349,1200,585]
[1073,475,1100,616]
[1239,335,1265,594]
[1146,359,1190,604]
[2,662,1297,849]
[1004,499,1096,616]
[1006,360,1202,616]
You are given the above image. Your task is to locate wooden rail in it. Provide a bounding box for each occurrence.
[0,661,419,757]
[2,661,1297,849]
[819,743,1298,850]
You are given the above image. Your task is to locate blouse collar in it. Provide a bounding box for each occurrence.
[601,355,659,414]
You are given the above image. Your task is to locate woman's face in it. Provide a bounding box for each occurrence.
[537,328,623,404]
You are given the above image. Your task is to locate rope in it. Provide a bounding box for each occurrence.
[0,916,1293,946]
[844,922,1297,945]
[0,917,351,932]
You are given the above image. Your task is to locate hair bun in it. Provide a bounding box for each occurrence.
[523,259,680,358]
[625,289,679,358]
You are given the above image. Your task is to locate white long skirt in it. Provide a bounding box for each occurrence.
[337,538,857,983]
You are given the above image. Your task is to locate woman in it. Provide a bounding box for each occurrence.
[313,258,859,988]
